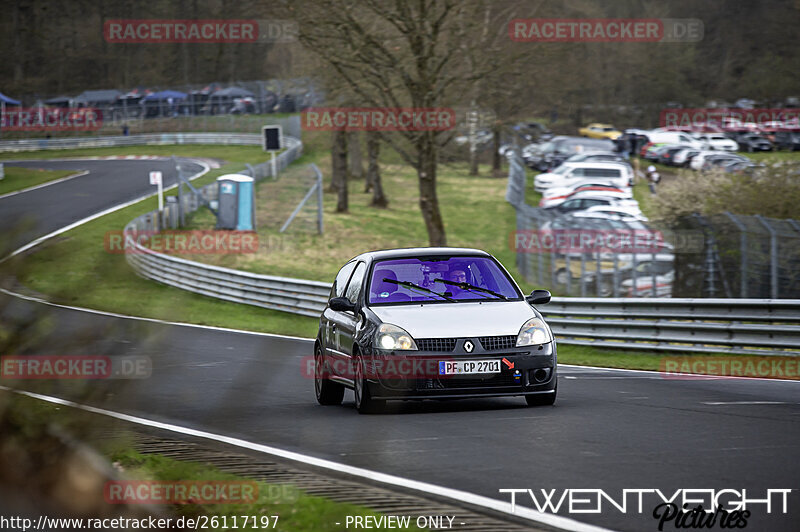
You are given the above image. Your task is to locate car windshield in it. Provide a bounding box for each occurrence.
[551,165,570,174]
[367,256,520,305]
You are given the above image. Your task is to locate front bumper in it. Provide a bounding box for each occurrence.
[365,341,557,400]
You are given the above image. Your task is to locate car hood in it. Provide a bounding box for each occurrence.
[369,300,536,338]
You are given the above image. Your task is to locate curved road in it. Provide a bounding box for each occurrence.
[1,158,799,532]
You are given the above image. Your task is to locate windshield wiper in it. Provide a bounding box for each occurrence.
[382,278,455,302]
[434,279,508,300]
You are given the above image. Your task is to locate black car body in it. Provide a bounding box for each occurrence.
[314,248,557,413]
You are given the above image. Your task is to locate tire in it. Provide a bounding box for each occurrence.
[555,268,571,285]
[526,385,557,406]
[353,354,385,414]
[315,344,344,406]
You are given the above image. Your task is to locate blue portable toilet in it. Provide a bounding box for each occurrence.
[215,174,255,231]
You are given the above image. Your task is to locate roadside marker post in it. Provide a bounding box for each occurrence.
[150,171,163,227]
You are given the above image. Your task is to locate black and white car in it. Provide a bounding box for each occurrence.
[314,248,557,413]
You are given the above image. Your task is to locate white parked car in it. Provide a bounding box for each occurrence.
[694,134,738,152]
[569,205,648,222]
[539,184,631,208]
[689,150,723,171]
[534,162,632,193]
[644,131,704,149]
[544,193,639,214]
[621,269,674,297]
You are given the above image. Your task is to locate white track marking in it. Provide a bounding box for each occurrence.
[703,401,794,406]
[2,160,210,260]
[0,385,612,532]
[0,170,90,200]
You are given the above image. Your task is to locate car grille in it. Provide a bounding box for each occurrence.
[478,335,517,351]
[418,373,520,390]
[416,338,457,352]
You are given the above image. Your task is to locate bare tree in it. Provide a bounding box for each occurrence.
[292,0,474,246]
[366,132,388,208]
[331,130,348,212]
[347,131,365,180]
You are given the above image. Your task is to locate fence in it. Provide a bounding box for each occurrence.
[506,148,800,299]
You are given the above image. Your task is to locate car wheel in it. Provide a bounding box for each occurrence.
[555,268,571,285]
[354,354,385,414]
[315,344,344,406]
[526,385,557,406]
[598,280,614,297]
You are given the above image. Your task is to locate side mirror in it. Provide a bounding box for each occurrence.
[526,289,551,305]
[329,297,356,312]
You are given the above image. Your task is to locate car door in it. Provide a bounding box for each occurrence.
[329,261,367,381]
[323,261,357,362]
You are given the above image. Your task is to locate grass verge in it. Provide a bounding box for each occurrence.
[0,167,77,196]
[109,449,427,532]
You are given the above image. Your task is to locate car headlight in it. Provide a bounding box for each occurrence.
[516,317,553,346]
[375,323,418,351]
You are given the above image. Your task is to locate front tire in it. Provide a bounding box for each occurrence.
[315,344,344,405]
[526,385,557,406]
[354,355,385,414]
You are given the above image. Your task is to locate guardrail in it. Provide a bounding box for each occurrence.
[0,132,265,153]
[124,230,800,353]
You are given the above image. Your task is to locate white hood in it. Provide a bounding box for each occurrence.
[370,301,536,338]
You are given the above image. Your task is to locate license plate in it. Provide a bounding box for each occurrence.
[438,360,501,375]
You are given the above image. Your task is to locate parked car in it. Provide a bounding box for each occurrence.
[621,268,674,297]
[694,134,739,152]
[544,193,640,214]
[690,151,749,171]
[570,205,648,222]
[534,161,632,192]
[579,123,622,140]
[701,153,751,171]
[658,145,695,166]
[541,188,636,209]
[672,148,701,167]
[644,144,673,162]
[773,131,800,151]
[561,151,627,164]
[643,131,703,149]
[315,248,557,413]
[736,134,774,152]
[539,182,631,208]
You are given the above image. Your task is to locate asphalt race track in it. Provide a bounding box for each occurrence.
[0,158,205,251]
[2,159,799,532]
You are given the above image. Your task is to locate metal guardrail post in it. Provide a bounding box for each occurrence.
[755,215,779,299]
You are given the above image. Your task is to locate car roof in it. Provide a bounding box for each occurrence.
[558,161,630,169]
[351,247,492,263]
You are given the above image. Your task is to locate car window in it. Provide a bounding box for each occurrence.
[344,262,366,305]
[366,256,520,304]
[331,261,357,298]
[570,168,584,177]
[584,168,621,178]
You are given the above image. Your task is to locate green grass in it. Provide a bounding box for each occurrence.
[0,144,272,164]
[109,449,427,532]
[0,167,77,196]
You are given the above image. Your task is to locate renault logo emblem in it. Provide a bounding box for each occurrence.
[464,340,474,353]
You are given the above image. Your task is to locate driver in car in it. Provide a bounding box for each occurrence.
[446,268,468,297]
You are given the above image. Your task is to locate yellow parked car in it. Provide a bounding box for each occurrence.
[579,123,622,140]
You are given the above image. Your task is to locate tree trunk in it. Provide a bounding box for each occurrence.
[417,135,446,246]
[366,133,388,208]
[347,131,365,180]
[332,130,348,212]
[491,125,503,177]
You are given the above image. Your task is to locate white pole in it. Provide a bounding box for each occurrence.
[271,151,277,179]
